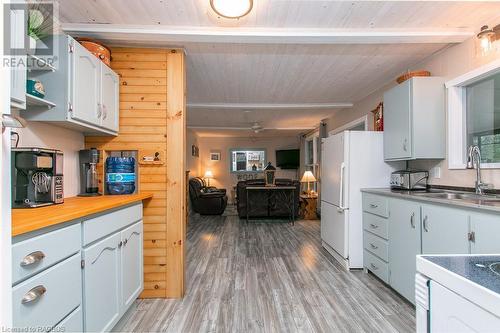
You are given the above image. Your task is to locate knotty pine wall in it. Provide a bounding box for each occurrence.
[85,48,186,298]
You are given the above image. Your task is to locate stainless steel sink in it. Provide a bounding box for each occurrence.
[412,191,500,202]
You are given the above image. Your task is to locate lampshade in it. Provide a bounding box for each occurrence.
[204,170,214,179]
[301,171,316,183]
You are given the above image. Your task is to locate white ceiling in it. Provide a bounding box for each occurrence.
[56,1,500,137]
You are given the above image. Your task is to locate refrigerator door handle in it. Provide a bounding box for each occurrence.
[338,162,346,212]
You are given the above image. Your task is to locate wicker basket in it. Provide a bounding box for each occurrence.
[396,70,431,84]
[76,38,111,66]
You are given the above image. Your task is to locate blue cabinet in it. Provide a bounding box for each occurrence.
[388,198,421,304]
[83,232,121,332]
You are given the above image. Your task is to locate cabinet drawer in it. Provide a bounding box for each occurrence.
[12,224,81,285]
[83,203,142,246]
[364,250,389,283]
[12,254,82,329]
[362,194,389,217]
[363,212,389,240]
[363,231,389,262]
[51,306,83,332]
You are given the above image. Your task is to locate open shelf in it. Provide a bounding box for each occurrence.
[25,93,56,109]
[27,54,56,72]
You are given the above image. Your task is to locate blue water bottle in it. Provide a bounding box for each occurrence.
[106,157,136,195]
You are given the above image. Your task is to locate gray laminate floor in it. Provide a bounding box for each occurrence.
[114,208,415,332]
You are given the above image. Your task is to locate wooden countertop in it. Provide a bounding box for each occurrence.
[12,193,153,237]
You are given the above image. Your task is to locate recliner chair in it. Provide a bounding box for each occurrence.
[189,177,228,215]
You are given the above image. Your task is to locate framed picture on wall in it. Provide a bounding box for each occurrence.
[191,145,199,157]
[210,152,221,161]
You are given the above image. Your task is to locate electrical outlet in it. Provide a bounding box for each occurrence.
[431,166,441,179]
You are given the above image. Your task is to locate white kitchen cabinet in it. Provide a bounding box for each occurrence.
[121,221,143,309]
[100,63,120,132]
[10,8,26,110]
[24,35,119,135]
[83,232,121,332]
[421,204,469,255]
[430,281,500,332]
[388,198,421,303]
[71,39,100,126]
[383,77,445,161]
[470,211,500,254]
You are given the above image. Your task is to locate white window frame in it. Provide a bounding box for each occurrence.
[328,115,368,136]
[446,58,500,169]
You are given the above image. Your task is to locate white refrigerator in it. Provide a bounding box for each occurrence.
[320,131,402,269]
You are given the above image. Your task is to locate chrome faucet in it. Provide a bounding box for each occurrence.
[466,145,491,194]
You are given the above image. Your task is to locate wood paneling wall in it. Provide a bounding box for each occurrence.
[85,48,186,298]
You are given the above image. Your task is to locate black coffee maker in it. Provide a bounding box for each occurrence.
[12,148,64,208]
[78,148,102,196]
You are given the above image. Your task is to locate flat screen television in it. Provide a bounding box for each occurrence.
[276,149,300,169]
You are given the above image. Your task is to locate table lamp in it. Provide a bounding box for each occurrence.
[204,170,214,186]
[301,170,317,196]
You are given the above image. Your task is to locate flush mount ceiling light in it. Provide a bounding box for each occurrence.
[210,0,253,19]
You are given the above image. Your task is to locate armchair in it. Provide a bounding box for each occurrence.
[189,177,228,215]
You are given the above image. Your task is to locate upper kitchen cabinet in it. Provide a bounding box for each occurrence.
[9,7,27,110]
[24,35,119,136]
[383,77,445,161]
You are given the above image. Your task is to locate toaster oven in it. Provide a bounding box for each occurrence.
[390,170,429,190]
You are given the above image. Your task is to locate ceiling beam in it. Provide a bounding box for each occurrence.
[188,126,315,130]
[61,24,473,45]
[187,102,353,110]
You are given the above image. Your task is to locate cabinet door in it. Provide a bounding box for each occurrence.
[421,204,469,255]
[83,232,121,332]
[383,80,412,160]
[71,39,100,126]
[388,198,421,303]
[100,63,119,132]
[10,9,26,109]
[430,281,500,332]
[470,212,500,254]
[120,221,143,310]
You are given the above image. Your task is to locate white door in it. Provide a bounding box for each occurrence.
[100,63,119,132]
[321,132,345,206]
[120,221,143,310]
[83,233,121,332]
[430,281,500,332]
[71,39,100,126]
[321,201,348,258]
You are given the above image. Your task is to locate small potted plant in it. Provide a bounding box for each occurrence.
[27,9,48,54]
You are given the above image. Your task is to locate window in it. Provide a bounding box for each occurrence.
[230,149,266,172]
[446,59,500,169]
[466,73,500,164]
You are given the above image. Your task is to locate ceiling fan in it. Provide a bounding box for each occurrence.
[250,122,263,133]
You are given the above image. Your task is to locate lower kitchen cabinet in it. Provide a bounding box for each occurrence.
[83,232,121,332]
[12,203,144,333]
[421,204,469,254]
[470,211,500,254]
[121,221,144,309]
[430,281,500,332]
[388,198,421,303]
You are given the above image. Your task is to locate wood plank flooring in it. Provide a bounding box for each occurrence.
[114,209,415,332]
